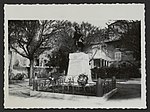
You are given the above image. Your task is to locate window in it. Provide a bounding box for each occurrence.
[43,59,48,66]
[94,59,100,68]
[115,52,121,61]
[22,59,27,66]
[35,58,39,66]
[39,58,43,66]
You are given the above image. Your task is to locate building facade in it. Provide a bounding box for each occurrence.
[87,43,114,69]
[8,48,50,78]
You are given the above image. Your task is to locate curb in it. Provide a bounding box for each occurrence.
[103,88,118,100]
[30,88,117,102]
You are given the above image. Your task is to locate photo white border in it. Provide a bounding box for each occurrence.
[4,4,146,109]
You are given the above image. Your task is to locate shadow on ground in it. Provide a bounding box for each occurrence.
[109,83,141,100]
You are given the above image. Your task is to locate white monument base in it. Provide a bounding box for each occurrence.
[65,52,93,83]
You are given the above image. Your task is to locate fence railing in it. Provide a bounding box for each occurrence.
[96,76,116,97]
[33,76,116,97]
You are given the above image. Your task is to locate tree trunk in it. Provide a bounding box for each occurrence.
[9,50,13,73]
[29,59,34,86]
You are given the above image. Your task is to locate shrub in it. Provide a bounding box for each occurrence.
[12,73,24,80]
[91,66,141,79]
[9,72,15,80]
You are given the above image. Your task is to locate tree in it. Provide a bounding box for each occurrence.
[46,48,69,74]
[46,20,77,74]
[79,22,107,50]
[8,20,66,85]
[46,21,108,74]
[56,21,107,52]
[107,20,141,67]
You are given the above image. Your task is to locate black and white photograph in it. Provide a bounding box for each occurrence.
[4,4,146,108]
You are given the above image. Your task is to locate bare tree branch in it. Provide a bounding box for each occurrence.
[17,39,29,56]
[10,45,28,59]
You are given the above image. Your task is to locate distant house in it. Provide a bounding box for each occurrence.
[8,48,30,78]
[86,43,114,69]
[87,20,139,69]
[34,50,50,68]
[34,50,52,78]
[104,39,135,67]
[8,48,51,78]
[103,20,138,68]
[85,39,135,70]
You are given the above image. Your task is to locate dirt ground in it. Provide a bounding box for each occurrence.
[109,83,141,100]
[6,78,145,108]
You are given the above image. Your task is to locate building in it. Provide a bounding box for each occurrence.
[86,20,140,79]
[104,20,138,67]
[86,43,114,69]
[8,48,51,78]
[8,48,30,78]
[104,39,135,67]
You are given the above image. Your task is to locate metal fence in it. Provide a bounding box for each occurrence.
[33,76,116,97]
[103,77,116,95]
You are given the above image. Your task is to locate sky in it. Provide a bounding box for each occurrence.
[69,19,110,28]
[5,4,144,28]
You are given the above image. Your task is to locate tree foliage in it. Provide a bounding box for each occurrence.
[46,21,107,73]
[80,22,107,48]
[9,20,109,80]
[8,20,67,60]
[8,20,70,84]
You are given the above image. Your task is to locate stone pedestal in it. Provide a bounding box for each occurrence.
[66,52,93,83]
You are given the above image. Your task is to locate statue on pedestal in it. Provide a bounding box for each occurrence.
[73,26,84,52]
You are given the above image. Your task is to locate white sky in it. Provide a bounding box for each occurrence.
[70,19,110,28]
[5,4,144,28]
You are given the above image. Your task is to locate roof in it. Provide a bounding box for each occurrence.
[92,49,114,61]
[104,37,121,43]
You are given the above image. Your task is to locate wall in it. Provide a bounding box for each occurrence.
[105,40,134,63]
[8,49,30,77]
